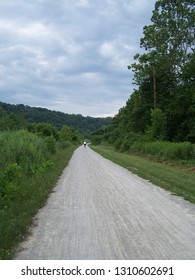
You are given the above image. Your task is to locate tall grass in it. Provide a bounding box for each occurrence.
[0,130,51,172]
[0,130,77,259]
[122,139,195,162]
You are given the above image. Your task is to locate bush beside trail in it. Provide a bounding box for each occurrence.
[0,130,53,176]
[92,129,195,163]
[0,130,78,259]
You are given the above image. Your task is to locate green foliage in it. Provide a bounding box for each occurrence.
[0,130,55,179]
[0,101,85,259]
[129,141,194,161]
[59,125,82,144]
[4,163,22,183]
[0,108,27,131]
[140,0,194,74]
[90,125,115,146]
[27,122,59,140]
[45,136,57,155]
[91,135,103,146]
[101,0,195,147]
[0,102,112,137]
[0,144,76,259]
[119,133,144,152]
[58,140,72,149]
[0,163,22,199]
[0,127,78,259]
[0,130,58,233]
[59,125,73,141]
[147,109,167,140]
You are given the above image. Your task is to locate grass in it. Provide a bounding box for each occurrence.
[129,141,195,161]
[0,144,77,260]
[91,145,195,204]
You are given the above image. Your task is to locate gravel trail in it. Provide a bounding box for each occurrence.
[15,146,195,259]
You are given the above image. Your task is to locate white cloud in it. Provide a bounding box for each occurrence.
[17,22,52,39]
[76,0,90,7]
[0,0,156,117]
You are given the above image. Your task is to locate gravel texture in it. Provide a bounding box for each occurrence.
[15,146,195,259]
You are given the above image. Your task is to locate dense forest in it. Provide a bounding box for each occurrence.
[0,101,112,137]
[92,0,195,152]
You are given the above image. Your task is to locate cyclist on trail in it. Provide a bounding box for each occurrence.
[84,141,87,148]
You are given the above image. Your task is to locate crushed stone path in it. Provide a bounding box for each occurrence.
[15,146,195,259]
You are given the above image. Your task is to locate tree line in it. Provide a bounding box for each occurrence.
[92,0,195,150]
[0,101,112,137]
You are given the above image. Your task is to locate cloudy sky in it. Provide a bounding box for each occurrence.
[0,0,156,117]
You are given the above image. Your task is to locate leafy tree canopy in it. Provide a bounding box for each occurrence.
[94,0,195,147]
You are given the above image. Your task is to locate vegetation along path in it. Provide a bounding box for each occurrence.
[15,146,195,259]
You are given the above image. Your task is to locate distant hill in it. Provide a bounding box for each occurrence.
[0,101,112,136]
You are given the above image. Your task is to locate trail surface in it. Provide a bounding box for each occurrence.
[15,146,195,259]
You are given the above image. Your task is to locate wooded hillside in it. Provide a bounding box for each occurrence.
[0,101,112,137]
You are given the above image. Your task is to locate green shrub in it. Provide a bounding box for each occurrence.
[0,129,77,259]
[0,130,46,165]
[0,130,58,179]
[120,133,144,152]
[129,141,194,161]
[58,140,72,149]
[147,109,167,140]
[114,138,123,151]
[45,136,56,154]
